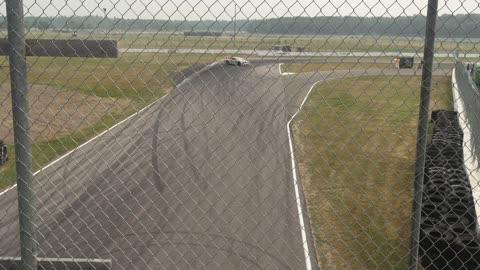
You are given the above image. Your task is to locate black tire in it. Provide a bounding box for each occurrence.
[225,61,230,65]
[237,61,241,66]
[0,145,6,164]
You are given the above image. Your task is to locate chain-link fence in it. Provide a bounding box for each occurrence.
[0,0,480,269]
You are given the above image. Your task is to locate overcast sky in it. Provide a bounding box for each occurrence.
[4,0,480,20]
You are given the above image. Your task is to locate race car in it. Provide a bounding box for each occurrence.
[224,56,249,66]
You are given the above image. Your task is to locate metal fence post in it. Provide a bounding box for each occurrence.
[5,0,37,269]
[408,0,439,269]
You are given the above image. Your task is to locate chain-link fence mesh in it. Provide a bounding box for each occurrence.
[0,0,479,269]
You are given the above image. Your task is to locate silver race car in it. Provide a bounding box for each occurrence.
[224,56,249,66]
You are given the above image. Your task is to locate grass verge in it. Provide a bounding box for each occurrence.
[0,109,135,191]
[0,53,221,104]
[13,30,478,54]
[0,52,219,190]
[292,75,452,269]
[283,62,395,73]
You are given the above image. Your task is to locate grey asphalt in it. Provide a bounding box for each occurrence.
[0,61,452,270]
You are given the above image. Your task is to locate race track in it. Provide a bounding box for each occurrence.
[0,61,451,269]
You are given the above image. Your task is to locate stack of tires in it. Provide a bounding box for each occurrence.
[421,110,479,269]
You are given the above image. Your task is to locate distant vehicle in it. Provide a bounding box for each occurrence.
[273,45,282,52]
[0,140,7,165]
[224,56,249,66]
[272,45,292,53]
[282,45,292,52]
[399,57,414,69]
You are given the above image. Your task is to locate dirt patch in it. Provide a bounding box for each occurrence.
[0,84,129,143]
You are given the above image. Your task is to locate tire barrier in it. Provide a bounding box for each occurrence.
[420,110,479,270]
[0,140,7,166]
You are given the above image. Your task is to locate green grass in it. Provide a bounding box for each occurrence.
[0,53,221,104]
[0,108,135,191]
[293,75,452,269]
[0,52,221,190]
[283,62,395,73]
[1,30,477,54]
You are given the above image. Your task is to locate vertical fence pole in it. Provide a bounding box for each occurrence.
[408,0,439,269]
[5,0,37,269]
[233,3,237,52]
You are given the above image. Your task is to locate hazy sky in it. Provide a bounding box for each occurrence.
[4,0,480,20]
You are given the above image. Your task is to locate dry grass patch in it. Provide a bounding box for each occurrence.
[0,84,130,144]
[293,75,452,269]
[0,52,220,190]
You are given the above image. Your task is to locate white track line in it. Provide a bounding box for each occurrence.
[0,62,219,198]
[0,98,161,198]
[287,80,324,270]
[286,70,445,269]
[279,63,296,76]
[451,68,480,226]
[0,183,16,197]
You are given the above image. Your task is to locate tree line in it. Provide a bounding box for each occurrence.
[0,14,479,38]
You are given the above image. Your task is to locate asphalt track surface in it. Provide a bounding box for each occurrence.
[0,61,452,269]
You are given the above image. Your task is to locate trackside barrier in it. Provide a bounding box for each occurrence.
[454,63,480,162]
